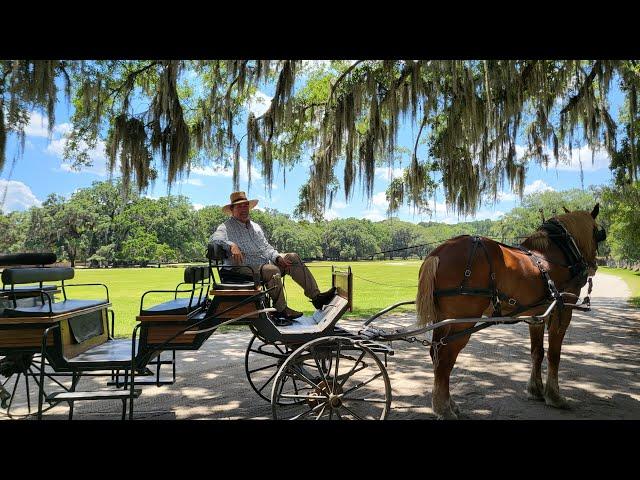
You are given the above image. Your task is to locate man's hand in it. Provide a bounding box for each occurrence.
[276,255,292,272]
[230,243,244,264]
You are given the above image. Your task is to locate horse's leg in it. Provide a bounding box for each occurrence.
[527,323,545,400]
[430,332,471,420]
[544,308,572,409]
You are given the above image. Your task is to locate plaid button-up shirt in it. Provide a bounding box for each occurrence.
[208,217,281,268]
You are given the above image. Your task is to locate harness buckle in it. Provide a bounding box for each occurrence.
[464,269,471,277]
[508,298,517,306]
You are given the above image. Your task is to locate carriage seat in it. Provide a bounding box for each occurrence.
[1,266,108,317]
[2,299,109,318]
[139,265,209,316]
[1,253,60,302]
[206,243,259,290]
[277,295,348,334]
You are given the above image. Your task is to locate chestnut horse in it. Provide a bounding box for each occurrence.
[416,204,606,419]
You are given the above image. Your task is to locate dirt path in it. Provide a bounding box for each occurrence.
[4,271,639,420]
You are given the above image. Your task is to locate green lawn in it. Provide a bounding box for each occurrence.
[599,266,640,308]
[70,260,423,337]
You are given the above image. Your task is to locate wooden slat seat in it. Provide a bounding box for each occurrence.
[1,299,109,318]
[209,288,262,296]
[140,298,205,316]
[214,281,256,290]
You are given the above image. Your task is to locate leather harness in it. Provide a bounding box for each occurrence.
[431,220,598,343]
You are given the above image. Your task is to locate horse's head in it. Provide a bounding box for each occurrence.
[556,203,606,276]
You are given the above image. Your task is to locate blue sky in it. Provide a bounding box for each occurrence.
[0,66,623,224]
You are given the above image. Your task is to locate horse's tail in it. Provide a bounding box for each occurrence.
[416,255,439,326]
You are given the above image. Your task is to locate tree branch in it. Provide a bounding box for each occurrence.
[327,60,365,106]
[560,60,601,116]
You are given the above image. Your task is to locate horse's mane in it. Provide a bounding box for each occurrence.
[521,211,597,262]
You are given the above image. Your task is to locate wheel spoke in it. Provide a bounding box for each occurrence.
[339,350,367,389]
[280,393,328,401]
[288,402,325,420]
[340,404,364,420]
[247,362,279,375]
[286,365,323,391]
[342,397,388,403]
[316,403,328,420]
[257,369,280,394]
[249,348,286,360]
[332,342,340,393]
[311,348,331,393]
[340,372,384,397]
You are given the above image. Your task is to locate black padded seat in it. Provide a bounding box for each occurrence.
[65,339,135,366]
[2,299,108,317]
[140,298,205,316]
[1,267,74,285]
[1,285,57,293]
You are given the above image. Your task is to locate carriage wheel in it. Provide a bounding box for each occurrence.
[245,334,305,404]
[0,353,44,418]
[271,336,392,420]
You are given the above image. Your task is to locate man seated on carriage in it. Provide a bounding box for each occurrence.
[208,191,336,322]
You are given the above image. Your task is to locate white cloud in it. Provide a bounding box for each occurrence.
[372,191,388,208]
[248,91,273,118]
[332,200,347,209]
[524,180,554,195]
[324,209,340,221]
[20,113,70,139]
[498,179,554,201]
[191,156,262,182]
[375,166,404,181]
[362,208,385,221]
[47,134,110,176]
[22,111,51,138]
[54,123,73,135]
[192,203,205,211]
[497,191,517,202]
[0,180,42,213]
[556,146,610,172]
[179,178,204,187]
[515,144,610,172]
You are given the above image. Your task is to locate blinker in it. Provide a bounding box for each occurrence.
[595,227,606,243]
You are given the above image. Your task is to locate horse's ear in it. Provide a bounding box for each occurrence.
[562,206,570,213]
[591,203,600,219]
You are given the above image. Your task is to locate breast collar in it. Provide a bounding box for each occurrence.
[538,218,590,283]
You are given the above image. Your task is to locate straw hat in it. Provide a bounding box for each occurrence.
[222,191,259,215]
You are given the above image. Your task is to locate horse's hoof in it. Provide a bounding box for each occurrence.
[544,393,572,410]
[527,384,545,401]
[434,406,458,420]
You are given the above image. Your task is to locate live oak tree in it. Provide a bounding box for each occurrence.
[2,60,640,218]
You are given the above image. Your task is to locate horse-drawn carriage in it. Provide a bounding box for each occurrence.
[0,205,606,420]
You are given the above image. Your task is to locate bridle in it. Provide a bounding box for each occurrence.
[537,218,606,286]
